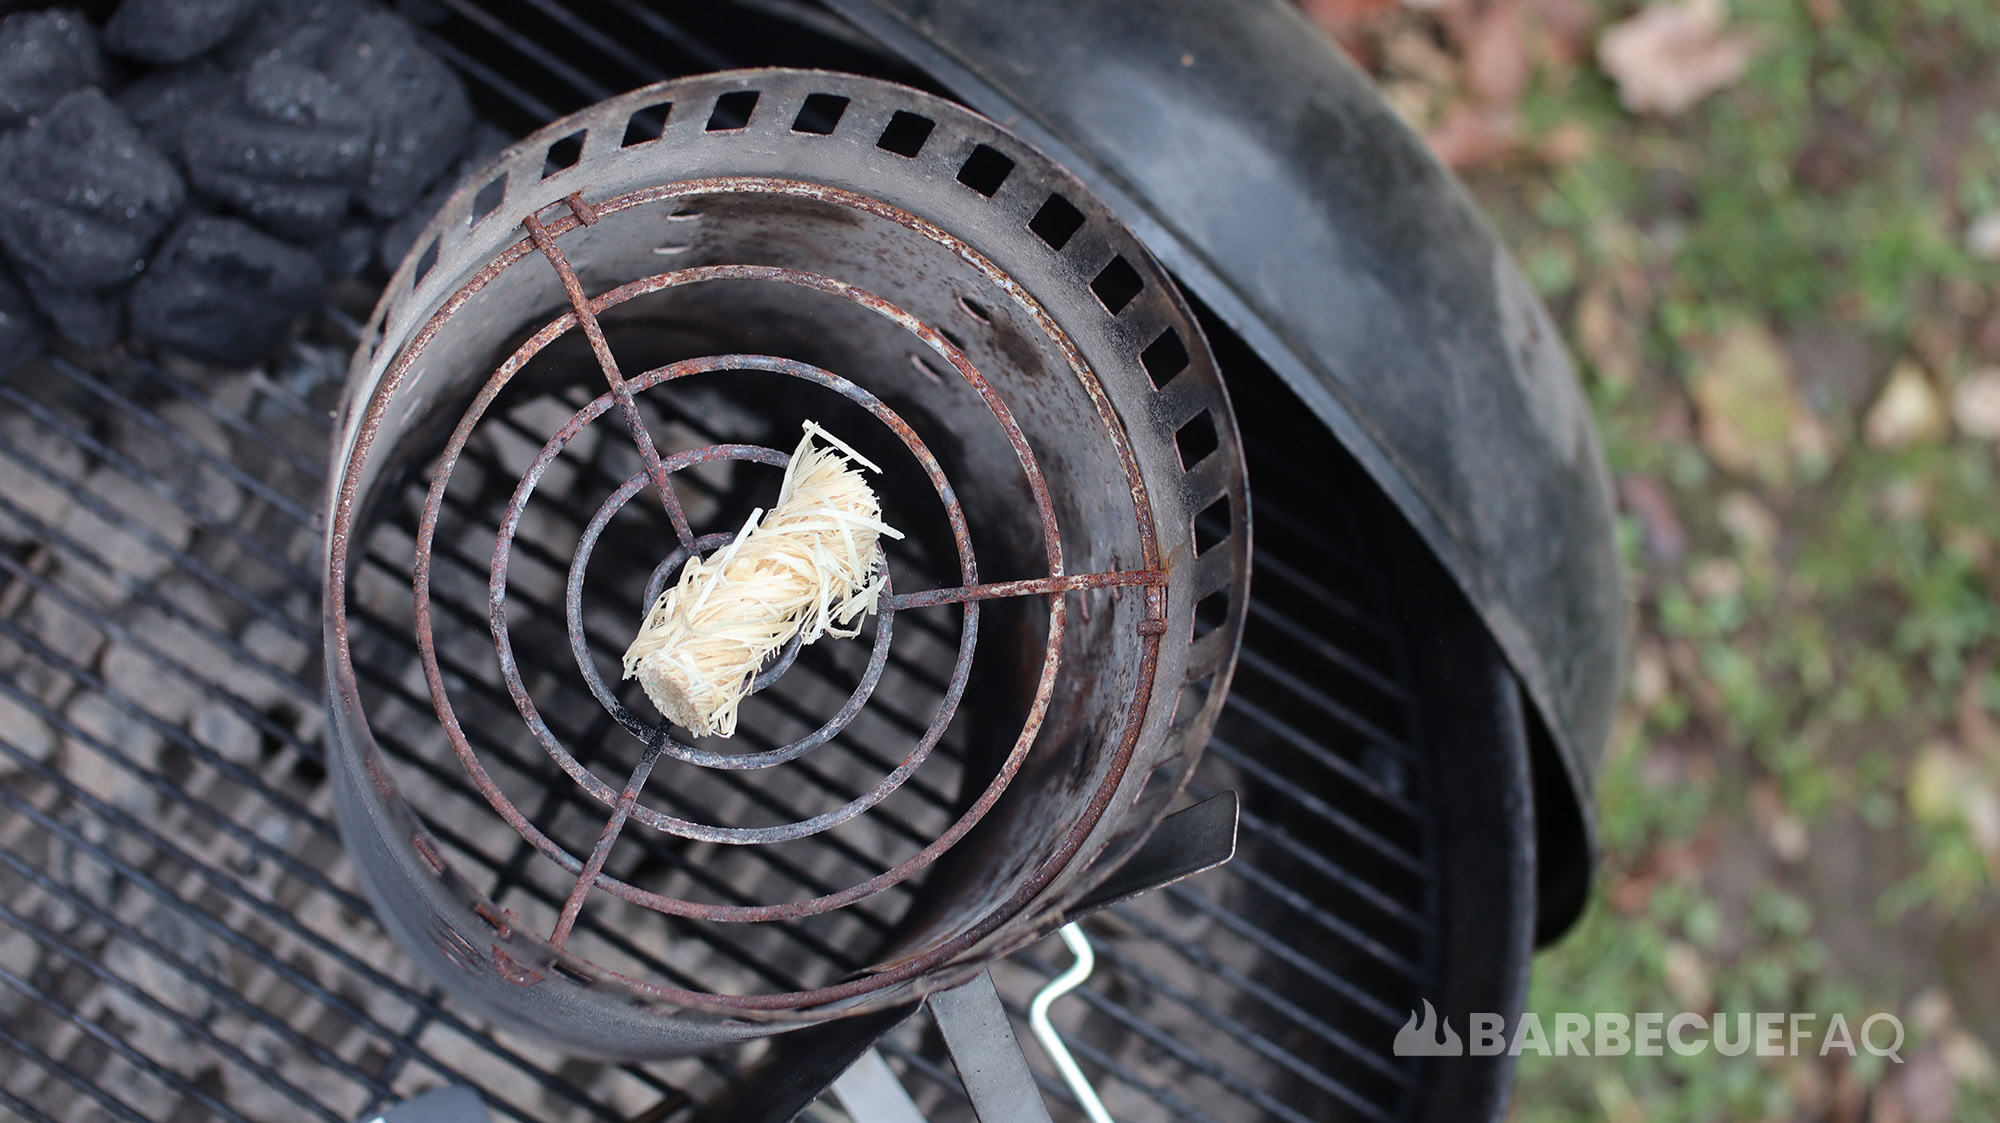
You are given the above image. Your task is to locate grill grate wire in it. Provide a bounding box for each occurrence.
[0,4,1445,1121]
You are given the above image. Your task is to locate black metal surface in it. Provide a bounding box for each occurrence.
[0,1,1544,1120]
[821,0,1618,937]
[927,972,1055,1123]
[1068,791,1239,921]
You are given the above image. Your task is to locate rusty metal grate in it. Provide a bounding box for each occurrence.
[0,321,1436,1123]
[0,3,1493,1122]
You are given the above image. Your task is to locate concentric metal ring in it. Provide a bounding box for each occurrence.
[413,264,1068,912]
[357,172,1182,1009]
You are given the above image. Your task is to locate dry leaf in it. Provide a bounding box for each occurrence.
[1943,528,1994,573]
[1379,22,1458,130]
[1630,640,1670,709]
[1526,0,1597,65]
[1750,779,1809,862]
[1909,317,1961,376]
[1300,0,1400,35]
[1577,280,1640,386]
[1908,988,1954,1036]
[1908,743,1971,824]
[1462,1,1528,106]
[1716,490,1778,554]
[1952,368,2000,440]
[1537,119,1596,164]
[1968,786,2000,876]
[1942,1031,1997,1087]
[1906,745,2000,874]
[1864,362,1948,449]
[1597,0,1760,115]
[1689,557,1742,601]
[1605,840,1704,914]
[1382,17,1459,83]
[1661,940,1711,1009]
[1690,320,1815,486]
[1425,101,1519,169]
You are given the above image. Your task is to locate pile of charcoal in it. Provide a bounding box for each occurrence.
[0,0,504,370]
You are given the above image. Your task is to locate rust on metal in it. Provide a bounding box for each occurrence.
[550,735,665,950]
[521,207,693,551]
[472,901,514,936]
[491,946,544,987]
[888,570,1166,610]
[561,190,599,225]
[329,174,1178,1014]
[411,833,446,875]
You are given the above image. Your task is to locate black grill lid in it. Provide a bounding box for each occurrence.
[824,0,1625,936]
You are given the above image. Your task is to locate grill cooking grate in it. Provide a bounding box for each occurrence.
[0,3,1456,1121]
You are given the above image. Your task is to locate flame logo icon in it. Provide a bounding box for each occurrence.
[1393,998,1464,1057]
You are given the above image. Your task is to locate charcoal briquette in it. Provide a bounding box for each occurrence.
[181,59,371,240]
[115,60,234,141]
[315,220,377,278]
[318,13,473,218]
[103,0,268,66]
[0,7,103,130]
[375,122,511,271]
[0,90,184,292]
[213,0,351,70]
[127,214,325,365]
[25,282,121,351]
[373,181,439,275]
[0,263,45,370]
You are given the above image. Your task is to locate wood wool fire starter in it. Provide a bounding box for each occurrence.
[622,421,903,737]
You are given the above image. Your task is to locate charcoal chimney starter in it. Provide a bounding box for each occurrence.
[322,68,1251,1057]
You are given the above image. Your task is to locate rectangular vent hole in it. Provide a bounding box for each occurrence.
[1090,255,1143,315]
[621,101,672,146]
[910,352,948,385]
[542,130,585,178]
[877,110,935,157]
[1029,194,1084,250]
[706,90,759,131]
[1172,676,1214,728]
[1193,495,1229,557]
[792,93,850,134]
[412,236,439,283]
[1175,410,1219,469]
[1193,589,1228,639]
[1141,329,1190,389]
[956,143,1015,196]
[470,174,507,225]
[1137,760,1179,806]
